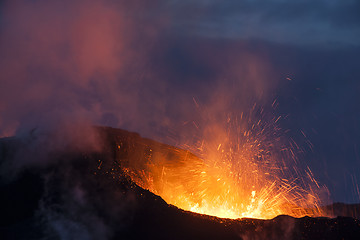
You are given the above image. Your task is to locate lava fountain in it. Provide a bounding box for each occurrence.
[123,103,326,219]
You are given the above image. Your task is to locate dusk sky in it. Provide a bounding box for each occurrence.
[1,0,360,203]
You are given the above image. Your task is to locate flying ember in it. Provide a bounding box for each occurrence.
[123,105,326,219]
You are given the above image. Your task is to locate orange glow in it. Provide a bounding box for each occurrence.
[124,110,325,219]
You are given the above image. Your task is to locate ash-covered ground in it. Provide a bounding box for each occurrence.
[1,126,360,240]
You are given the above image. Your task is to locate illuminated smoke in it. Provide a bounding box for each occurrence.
[0,0,281,141]
[0,0,169,137]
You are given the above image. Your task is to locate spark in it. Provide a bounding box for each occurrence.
[122,106,325,219]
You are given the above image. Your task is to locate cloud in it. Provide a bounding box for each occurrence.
[167,0,360,46]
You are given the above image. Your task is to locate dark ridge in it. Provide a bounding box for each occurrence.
[0,126,360,240]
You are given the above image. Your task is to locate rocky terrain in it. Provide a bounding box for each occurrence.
[1,126,360,240]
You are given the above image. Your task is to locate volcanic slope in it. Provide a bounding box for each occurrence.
[0,126,360,240]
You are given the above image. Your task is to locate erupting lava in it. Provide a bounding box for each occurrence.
[124,106,325,219]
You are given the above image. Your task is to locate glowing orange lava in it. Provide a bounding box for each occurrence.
[124,110,326,219]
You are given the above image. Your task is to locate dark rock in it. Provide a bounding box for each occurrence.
[1,126,360,240]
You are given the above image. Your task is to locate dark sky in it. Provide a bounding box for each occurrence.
[168,0,360,46]
[1,0,360,203]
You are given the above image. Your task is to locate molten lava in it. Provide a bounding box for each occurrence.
[123,110,325,219]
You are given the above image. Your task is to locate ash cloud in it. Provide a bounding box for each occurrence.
[0,0,169,138]
[0,0,279,141]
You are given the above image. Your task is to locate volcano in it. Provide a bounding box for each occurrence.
[1,126,360,240]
